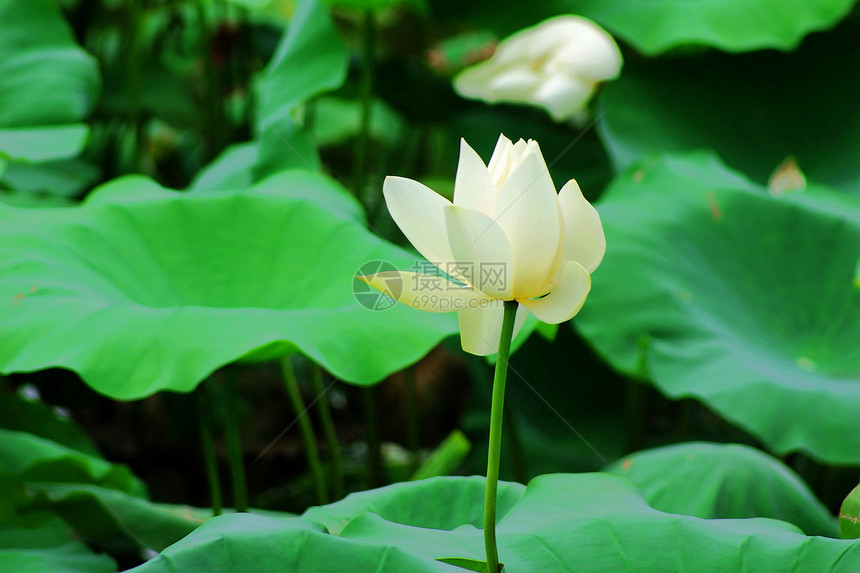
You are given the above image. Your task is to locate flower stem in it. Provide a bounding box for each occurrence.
[281,356,328,505]
[194,0,223,160]
[404,366,420,475]
[310,362,344,500]
[484,300,519,573]
[196,386,222,516]
[353,9,375,206]
[363,386,383,488]
[223,369,249,512]
[125,1,142,171]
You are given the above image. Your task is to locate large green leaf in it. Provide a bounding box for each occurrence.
[0,517,116,573]
[0,431,140,566]
[0,390,101,457]
[557,0,857,55]
[429,0,855,55]
[135,516,439,572]
[1,158,100,198]
[598,20,860,192]
[28,483,210,553]
[574,152,860,464]
[302,475,524,535]
[133,474,860,572]
[191,0,349,188]
[0,0,99,168]
[224,169,364,222]
[311,96,404,148]
[252,0,349,180]
[0,425,211,556]
[606,442,838,537]
[0,1,98,127]
[0,175,456,399]
[841,484,860,539]
[189,143,257,192]
[256,0,347,118]
[0,429,143,495]
[0,126,89,164]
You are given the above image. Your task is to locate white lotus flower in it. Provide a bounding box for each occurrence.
[358,135,605,355]
[454,16,622,122]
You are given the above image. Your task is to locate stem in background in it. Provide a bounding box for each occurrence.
[223,369,249,512]
[363,386,383,488]
[404,366,420,475]
[353,9,375,205]
[303,99,318,140]
[196,387,223,516]
[281,356,328,505]
[503,400,528,484]
[675,398,692,442]
[310,363,343,500]
[70,0,97,46]
[624,378,645,454]
[484,300,519,573]
[195,0,223,159]
[125,1,142,171]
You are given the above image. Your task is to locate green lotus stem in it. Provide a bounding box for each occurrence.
[281,356,328,505]
[310,362,343,500]
[624,378,645,453]
[223,369,249,512]
[353,9,375,205]
[404,366,420,475]
[484,300,519,573]
[676,398,692,441]
[194,0,222,159]
[126,1,142,168]
[363,386,383,488]
[303,99,318,139]
[196,387,222,516]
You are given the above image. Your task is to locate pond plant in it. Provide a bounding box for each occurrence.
[1,0,860,571]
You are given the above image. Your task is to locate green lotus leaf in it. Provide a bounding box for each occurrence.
[191,0,348,189]
[325,0,427,13]
[251,0,348,180]
[0,390,101,457]
[0,175,457,399]
[0,0,99,172]
[598,21,860,192]
[558,0,856,55]
[189,143,257,192]
[0,517,116,573]
[302,475,524,535]
[429,0,853,55]
[574,152,860,464]
[840,484,860,539]
[27,483,211,554]
[0,490,119,571]
[606,442,838,537]
[195,169,365,223]
[0,126,89,164]
[1,158,100,199]
[0,429,143,496]
[310,96,404,148]
[0,1,98,127]
[133,474,860,572]
[256,0,347,122]
[136,515,438,572]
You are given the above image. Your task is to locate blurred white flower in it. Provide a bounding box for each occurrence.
[454,16,622,122]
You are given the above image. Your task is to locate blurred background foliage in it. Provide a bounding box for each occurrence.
[2,0,860,570]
